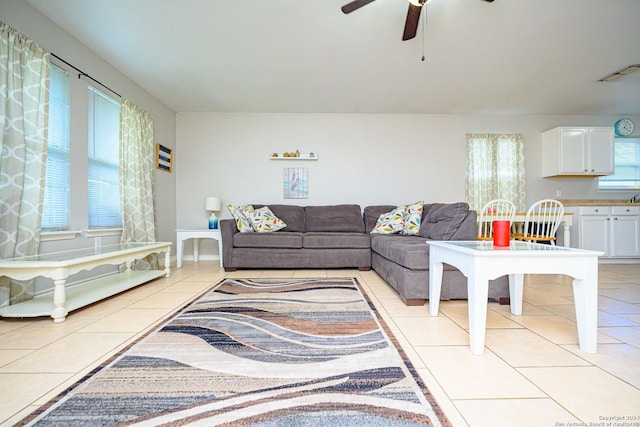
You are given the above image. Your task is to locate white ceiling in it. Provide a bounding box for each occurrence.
[25,0,640,115]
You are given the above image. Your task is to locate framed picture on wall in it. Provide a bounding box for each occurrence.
[156,144,172,172]
[283,167,308,199]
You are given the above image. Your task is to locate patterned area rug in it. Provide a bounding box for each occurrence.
[21,278,451,426]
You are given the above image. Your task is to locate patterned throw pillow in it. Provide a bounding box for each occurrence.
[400,201,423,236]
[371,206,406,234]
[241,206,287,233]
[227,204,254,233]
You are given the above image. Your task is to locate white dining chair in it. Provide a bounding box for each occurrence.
[477,199,516,241]
[512,199,564,246]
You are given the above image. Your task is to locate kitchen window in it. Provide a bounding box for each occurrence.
[599,138,640,190]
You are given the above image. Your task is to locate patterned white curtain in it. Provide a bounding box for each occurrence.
[119,99,157,268]
[466,134,526,212]
[0,22,49,306]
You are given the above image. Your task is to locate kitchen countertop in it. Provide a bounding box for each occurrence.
[558,199,640,207]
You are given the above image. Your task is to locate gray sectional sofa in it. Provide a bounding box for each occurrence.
[220,203,509,305]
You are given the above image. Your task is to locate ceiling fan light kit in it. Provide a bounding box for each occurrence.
[408,0,429,7]
[341,0,495,41]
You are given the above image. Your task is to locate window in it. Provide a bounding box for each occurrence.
[88,86,121,228]
[465,134,526,211]
[599,138,640,190]
[42,65,70,230]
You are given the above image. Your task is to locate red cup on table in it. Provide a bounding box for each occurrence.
[493,220,510,246]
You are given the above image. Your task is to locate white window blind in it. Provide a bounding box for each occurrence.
[42,65,70,230]
[599,138,640,190]
[88,86,122,228]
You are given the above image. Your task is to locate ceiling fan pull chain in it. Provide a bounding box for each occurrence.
[421,4,427,61]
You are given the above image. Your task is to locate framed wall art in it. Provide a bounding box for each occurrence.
[283,167,308,199]
[156,143,172,172]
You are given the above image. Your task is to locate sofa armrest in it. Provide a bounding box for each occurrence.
[220,219,237,267]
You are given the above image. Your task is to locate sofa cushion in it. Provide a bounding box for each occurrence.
[303,232,371,249]
[234,232,303,248]
[419,202,470,240]
[371,206,405,234]
[401,201,424,236]
[364,205,396,232]
[370,235,429,269]
[305,204,365,233]
[254,204,305,232]
[227,204,255,233]
[242,206,287,233]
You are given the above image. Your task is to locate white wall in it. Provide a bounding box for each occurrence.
[0,1,177,251]
[176,112,640,257]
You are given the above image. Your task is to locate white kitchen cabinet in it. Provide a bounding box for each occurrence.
[541,127,614,177]
[610,207,640,256]
[577,206,640,258]
[578,207,608,253]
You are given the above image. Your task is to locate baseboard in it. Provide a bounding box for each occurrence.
[598,258,640,264]
[181,255,221,261]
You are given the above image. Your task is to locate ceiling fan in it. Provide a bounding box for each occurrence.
[341,0,495,41]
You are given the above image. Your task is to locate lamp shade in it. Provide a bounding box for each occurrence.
[205,196,222,211]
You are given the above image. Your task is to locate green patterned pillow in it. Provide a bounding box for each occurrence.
[400,201,423,236]
[242,206,287,233]
[227,204,254,233]
[371,206,405,234]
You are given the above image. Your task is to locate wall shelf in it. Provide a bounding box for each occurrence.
[270,153,318,160]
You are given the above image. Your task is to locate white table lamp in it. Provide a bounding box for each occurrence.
[205,197,222,229]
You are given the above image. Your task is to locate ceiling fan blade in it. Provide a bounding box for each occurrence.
[341,0,376,14]
[402,4,422,41]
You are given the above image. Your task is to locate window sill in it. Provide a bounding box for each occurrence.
[85,228,123,238]
[40,230,82,241]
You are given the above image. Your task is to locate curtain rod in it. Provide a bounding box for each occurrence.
[51,53,121,98]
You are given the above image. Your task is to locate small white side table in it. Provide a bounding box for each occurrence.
[176,229,223,268]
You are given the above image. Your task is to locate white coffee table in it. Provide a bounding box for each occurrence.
[0,242,171,323]
[427,240,602,355]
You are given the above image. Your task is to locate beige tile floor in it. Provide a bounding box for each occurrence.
[1,262,639,426]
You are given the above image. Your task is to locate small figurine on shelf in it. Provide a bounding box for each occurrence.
[295,149,300,157]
